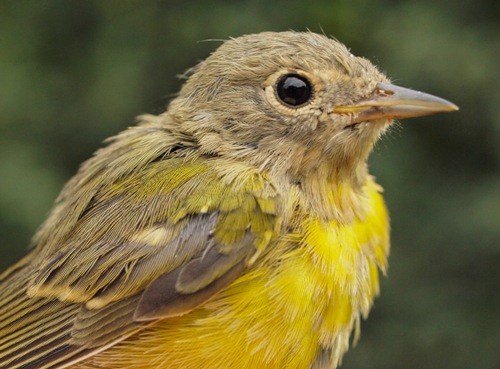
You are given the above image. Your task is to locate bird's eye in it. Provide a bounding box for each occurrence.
[276,74,313,107]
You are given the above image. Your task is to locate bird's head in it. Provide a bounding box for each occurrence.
[169,31,457,185]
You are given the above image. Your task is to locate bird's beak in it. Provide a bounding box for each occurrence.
[334,82,458,124]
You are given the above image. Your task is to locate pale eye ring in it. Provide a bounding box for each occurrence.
[275,74,313,108]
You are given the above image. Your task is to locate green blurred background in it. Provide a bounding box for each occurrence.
[0,0,498,368]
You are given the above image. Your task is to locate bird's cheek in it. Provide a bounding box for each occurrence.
[321,111,355,130]
[317,107,331,124]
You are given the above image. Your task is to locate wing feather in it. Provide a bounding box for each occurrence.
[0,157,280,369]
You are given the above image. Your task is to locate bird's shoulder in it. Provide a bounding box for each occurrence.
[28,154,282,314]
[0,154,284,369]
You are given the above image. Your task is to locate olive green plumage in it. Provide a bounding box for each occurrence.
[0,31,456,369]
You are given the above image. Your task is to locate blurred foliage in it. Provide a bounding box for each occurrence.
[0,0,498,368]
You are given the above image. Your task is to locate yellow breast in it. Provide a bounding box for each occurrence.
[74,179,389,369]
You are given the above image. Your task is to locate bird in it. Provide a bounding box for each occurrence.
[0,31,457,369]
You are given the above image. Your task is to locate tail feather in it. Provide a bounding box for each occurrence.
[0,256,82,369]
[0,255,147,369]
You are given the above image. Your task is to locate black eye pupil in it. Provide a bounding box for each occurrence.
[276,74,313,107]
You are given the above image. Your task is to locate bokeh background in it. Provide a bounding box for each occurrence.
[0,1,498,368]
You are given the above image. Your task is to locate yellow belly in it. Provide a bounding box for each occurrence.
[75,181,389,369]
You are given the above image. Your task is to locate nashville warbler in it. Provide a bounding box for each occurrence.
[0,31,457,369]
